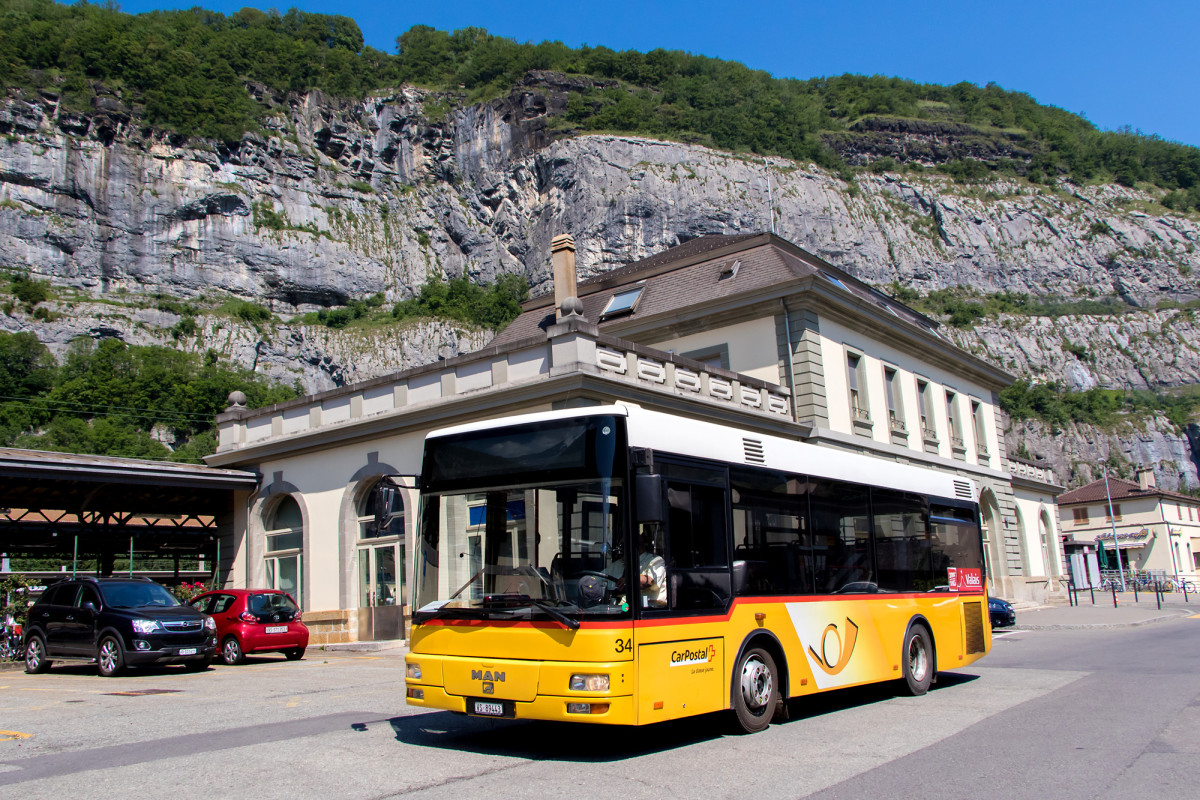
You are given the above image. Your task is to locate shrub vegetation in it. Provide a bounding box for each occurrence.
[0,333,296,462]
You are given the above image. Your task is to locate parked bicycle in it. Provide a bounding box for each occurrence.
[1159,577,1196,594]
[0,621,23,661]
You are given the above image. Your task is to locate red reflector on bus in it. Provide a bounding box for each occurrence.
[653,701,664,710]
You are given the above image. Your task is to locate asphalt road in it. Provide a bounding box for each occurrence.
[2,617,1198,799]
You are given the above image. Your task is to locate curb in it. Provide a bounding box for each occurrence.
[320,640,407,653]
[0,659,25,672]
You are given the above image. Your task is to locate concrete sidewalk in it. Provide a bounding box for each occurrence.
[1014,590,1199,629]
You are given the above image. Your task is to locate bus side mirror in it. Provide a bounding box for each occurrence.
[635,473,663,524]
[374,483,397,533]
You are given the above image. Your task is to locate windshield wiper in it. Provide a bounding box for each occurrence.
[523,597,580,630]
[483,595,580,630]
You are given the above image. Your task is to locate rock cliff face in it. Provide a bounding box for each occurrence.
[1,82,1198,486]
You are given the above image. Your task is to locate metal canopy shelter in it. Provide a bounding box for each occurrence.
[0,448,259,578]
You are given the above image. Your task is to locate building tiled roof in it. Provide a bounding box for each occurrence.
[1056,477,1198,506]
[490,232,938,348]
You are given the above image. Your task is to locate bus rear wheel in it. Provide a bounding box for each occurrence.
[901,624,933,696]
[732,647,779,734]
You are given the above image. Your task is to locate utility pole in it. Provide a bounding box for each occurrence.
[1103,471,1127,591]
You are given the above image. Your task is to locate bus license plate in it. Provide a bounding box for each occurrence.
[266,626,287,634]
[178,648,197,656]
[473,701,504,717]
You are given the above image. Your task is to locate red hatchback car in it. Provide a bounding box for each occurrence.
[190,589,308,665]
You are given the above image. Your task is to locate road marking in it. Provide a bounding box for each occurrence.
[1188,614,1200,619]
[0,731,32,742]
[285,696,299,708]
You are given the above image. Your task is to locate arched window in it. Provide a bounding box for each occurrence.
[264,495,303,604]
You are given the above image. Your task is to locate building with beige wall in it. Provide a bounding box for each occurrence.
[1057,468,1200,583]
[209,232,1064,644]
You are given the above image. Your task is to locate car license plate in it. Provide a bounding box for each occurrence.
[265,625,287,634]
[178,648,197,656]
[473,701,504,717]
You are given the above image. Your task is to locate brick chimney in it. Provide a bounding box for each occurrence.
[551,233,582,320]
[1136,465,1156,490]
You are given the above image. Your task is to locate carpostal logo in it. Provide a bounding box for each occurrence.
[808,617,859,676]
[670,643,717,667]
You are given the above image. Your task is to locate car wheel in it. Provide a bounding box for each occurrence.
[97,635,125,677]
[284,648,305,661]
[901,624,934,696]
[731,646,779,734]
[24,635,51,674]
[222,636,244,665]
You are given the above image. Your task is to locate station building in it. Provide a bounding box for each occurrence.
[208,232,1066,644]
[1057,469,1200,581]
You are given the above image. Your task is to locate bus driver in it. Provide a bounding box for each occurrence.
[605,529,668,608]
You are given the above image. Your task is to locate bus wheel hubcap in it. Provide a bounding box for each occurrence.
[909,636,927,681]
[740,656,772,710]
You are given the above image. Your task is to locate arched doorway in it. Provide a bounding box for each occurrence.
[355,479,405,641]
[1039,507,1059,578]
[979,488,1004,591]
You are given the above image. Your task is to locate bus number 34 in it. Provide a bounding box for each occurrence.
[615,638,633,653]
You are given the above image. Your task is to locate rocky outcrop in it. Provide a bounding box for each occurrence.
[0,300,489,394]
[1,82,1198,485]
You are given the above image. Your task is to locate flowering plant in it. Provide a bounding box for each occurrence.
[172,581,208,603]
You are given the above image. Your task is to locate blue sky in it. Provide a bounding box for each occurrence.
[116,0,1198,147]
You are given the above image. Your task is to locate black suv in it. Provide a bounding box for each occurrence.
[23,577,217,676]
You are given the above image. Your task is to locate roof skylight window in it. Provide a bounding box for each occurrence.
[823,273,848,292]
[600,287,644,319]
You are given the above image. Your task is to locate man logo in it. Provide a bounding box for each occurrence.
[808,618,859,675]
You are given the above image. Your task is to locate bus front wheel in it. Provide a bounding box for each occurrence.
[901,624,933,696]
[732,647,779,734]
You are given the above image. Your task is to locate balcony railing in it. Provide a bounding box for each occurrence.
[217,325,793,454]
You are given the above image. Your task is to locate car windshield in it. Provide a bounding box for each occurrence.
[100,582,180,609]
[248,593,299,615]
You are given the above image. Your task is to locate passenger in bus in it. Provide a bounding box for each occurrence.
[605,529,668,608]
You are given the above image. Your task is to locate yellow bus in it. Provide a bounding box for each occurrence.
[404,404,990,733]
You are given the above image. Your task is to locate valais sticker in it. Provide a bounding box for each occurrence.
[948,567,982,591]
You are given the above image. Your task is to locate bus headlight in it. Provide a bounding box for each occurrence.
[569,673,609,691]
[406,663,422,680]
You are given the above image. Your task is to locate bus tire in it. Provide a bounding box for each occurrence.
[901,624,933,696]
[732,646,778,734]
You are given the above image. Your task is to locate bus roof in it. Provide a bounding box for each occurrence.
[426,404,977,503]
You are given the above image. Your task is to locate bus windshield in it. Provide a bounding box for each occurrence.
[413,416,631,623]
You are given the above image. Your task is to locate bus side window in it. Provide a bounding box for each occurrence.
[730,468,813,595]
[873,490,931,592]
[810,478,875,593]
[665,481,731,610]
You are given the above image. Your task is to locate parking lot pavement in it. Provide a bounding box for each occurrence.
[0,649,412,765]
